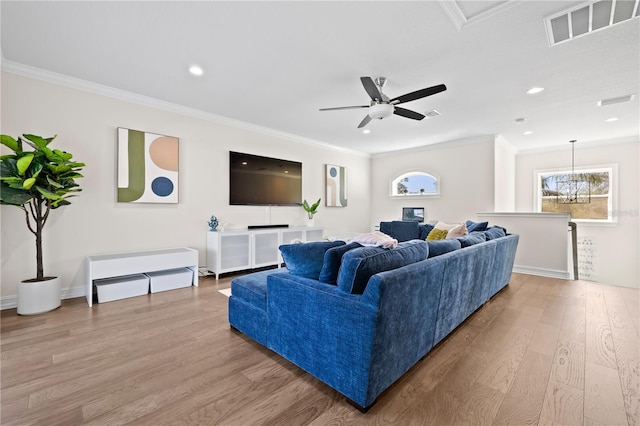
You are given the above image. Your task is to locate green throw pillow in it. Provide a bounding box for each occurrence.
[426,228,448,241]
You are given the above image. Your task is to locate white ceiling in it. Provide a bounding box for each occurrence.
[1,1,638,155]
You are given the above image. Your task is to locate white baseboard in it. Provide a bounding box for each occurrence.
[1,286,86,311]
[513,265,571,280]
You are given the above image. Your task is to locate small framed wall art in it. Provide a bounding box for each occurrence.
[325,164,347,207]
[117,128,179,203]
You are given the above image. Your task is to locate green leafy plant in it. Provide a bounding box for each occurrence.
[1,134,85,281]
[302,198,321,219]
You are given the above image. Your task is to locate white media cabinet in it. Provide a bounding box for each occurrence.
[206,226,324,279]
[85,247,199,307]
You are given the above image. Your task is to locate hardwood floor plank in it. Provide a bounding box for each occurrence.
[540,380,584,426]
[584,361,628,425]
[559,300,586,345]
[612,336,640,426]
[475,327,533,393]
[492,351,554,425]
[585,311,617,369]
[550,339,585,390]
[453,382,505,425]
[528,323,561,356]
[1,274,635,425]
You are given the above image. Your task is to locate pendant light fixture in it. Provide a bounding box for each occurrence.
[557,140,590,204]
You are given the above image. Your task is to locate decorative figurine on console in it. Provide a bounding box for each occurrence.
[208,215,219,231]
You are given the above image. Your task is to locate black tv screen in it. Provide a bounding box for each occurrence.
[229,151,302,206]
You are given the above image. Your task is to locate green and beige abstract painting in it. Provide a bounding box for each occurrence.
[117,128,179,203]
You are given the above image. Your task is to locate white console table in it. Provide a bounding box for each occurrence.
[85,247,199,307]
[207,227,324,279]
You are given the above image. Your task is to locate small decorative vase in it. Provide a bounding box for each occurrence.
[208,215,219,231]
[306,214,315,227]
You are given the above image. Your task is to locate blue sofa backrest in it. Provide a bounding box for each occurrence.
[379,221,419,242]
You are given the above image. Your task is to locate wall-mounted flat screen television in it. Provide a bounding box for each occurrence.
[229,151,302,206]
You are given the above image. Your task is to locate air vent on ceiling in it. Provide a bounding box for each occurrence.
[544,0,640,46]
[597,94,635,106]
[424,109,441,118]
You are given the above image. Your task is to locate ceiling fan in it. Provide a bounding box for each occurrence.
[320,76,447,128]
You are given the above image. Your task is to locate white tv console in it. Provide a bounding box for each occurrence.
[206,226,324,279]
[85,247,199,307]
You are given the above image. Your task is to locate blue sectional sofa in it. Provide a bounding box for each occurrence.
[228,222,518,411]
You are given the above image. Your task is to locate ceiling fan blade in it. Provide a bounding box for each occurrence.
[357,114,372,128]
[390,84,447,105]
[393,107,425,121]
[360,76,383,101]
[319,105,369,111]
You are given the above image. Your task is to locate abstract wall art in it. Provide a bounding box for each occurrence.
[117,128,179,203]
[325,164,347,207]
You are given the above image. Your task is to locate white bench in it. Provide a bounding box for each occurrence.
[85,247,199,306]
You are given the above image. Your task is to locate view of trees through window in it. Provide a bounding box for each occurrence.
[394,173,438,196]
[538,169,611,220]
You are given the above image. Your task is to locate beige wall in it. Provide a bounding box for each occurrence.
[516,140,640,288]
[0,72,371,304]
[370,137,497,227]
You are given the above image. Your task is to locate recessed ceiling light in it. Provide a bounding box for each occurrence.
[605,117,619,122]
[526,87,544,95]
[188,65,203,76]
[362,129,371,134]
[523,131,534,135]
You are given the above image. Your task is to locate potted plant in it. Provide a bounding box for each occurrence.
[302,198,321,226]
[1,134,85,315]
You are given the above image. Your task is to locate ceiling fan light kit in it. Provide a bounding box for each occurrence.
[320,76,447,128]
[368,103,394,120]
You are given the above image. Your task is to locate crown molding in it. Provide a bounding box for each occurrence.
[516,135,639,155]
[1,60,369,158]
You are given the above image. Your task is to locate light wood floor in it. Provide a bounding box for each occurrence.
[1,273,638,425]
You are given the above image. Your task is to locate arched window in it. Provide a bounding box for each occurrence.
[391,171,439,197]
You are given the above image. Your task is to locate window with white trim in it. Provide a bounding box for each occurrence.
[535,166,615,222]
[391,172,439,197]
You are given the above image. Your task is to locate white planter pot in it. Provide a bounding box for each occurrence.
[17,276,61,315]
[306,217,315,227]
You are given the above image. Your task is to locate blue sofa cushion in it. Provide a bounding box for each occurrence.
[418,223,435,240]
[426,239,461,257]
[457,231,487,248]
[319,242,363,285]
[337,240,428,294]
[279,241,345,279]
[231,268,288,312]
[484,226,507,240]
[466,220,489,233]
[379,221,420,242]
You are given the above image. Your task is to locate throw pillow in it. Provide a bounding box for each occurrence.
[337,240,428,294]
[379,221,419,242]
[484,226,507,240]
[418,223,435,240]
[426,228,448,241]
[319,242,362,285]
[426,239,462,257]
[466,220,489,233]
[446,222,468,238]
[279,240,345,279]
[349,231,398,249]
[457,231,487,248]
